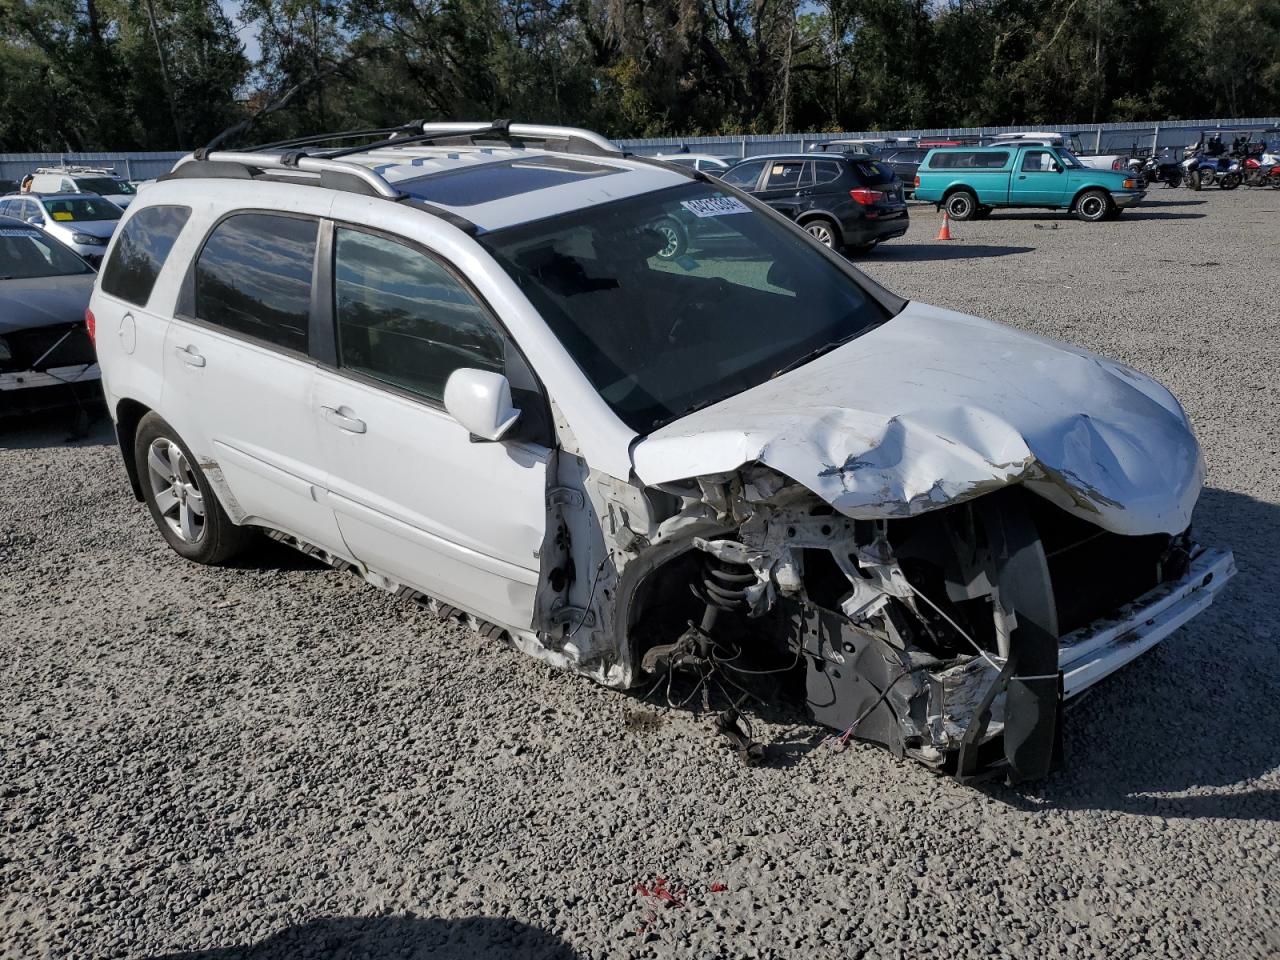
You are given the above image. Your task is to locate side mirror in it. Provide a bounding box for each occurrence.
[26,215,42,225]
[443,368,520,442]
[1053,163,1065,173]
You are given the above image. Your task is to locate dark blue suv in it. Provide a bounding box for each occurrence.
[720,153,910,254]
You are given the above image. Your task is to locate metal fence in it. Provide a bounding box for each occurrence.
[618,116,1280,158]
[3,116,1277,181]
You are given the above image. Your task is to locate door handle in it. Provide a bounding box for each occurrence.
[1017,174,1028,179]
[174,344,205,367]
[321,405,366,434]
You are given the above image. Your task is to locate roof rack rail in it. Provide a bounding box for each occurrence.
[166,119,621,205]
[170,150,402,199]
[310,119,621,160]
[241,122,425,154]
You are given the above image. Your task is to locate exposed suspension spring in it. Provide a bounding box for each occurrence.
[696,555,756,612]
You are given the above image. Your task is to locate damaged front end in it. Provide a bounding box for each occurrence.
[535,459,1233,783]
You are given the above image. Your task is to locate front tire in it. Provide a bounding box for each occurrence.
[1219,172,1241,190]
[944,190,978,221]
[134,412,252,565]
[1074,189,1111,222]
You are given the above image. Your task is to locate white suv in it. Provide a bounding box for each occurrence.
[90,121,1234,781]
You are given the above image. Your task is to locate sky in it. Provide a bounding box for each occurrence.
[219,0,262,64]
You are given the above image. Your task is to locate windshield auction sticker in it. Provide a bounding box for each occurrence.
[680,196,750,218]
[0,229,41,237]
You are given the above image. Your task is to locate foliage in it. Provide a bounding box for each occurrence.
[0,0,1276,150]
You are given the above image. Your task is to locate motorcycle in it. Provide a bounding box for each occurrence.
[1183,152,1242,190]
[1132,152,1183,187]
[1243,153,1280,188]
[1182,154,1209,189]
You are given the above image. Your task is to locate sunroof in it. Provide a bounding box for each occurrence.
[398,155,624,207]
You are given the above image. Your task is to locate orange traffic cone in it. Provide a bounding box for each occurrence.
[936,212,953,241]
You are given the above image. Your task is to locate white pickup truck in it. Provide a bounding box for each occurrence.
[987,132,1129,172]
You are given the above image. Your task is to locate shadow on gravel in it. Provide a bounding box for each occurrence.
[224,533,332,573]
[864,243,1034,262]
[146,914,581,959]
[0,397,110,450]
[987,486,1280,823]
[987,210,1206,222]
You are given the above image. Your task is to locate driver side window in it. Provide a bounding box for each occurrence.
[333,228,504,404]
[1022,150,1056,172]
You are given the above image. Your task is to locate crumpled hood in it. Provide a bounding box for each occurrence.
[0,276,96,335]
[631,303,1203,536]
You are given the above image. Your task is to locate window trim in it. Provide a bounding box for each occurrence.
[763,159,811,191]
[322,218,555,446]
[175,208,323,366]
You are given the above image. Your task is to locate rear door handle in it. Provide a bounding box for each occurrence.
[321,405,366,434]
[174,344,205,367]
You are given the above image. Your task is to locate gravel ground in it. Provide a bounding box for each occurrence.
[2,188,1278,960]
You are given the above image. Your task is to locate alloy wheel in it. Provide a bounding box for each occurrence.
[146,437,206,544]
[805,222,835,246]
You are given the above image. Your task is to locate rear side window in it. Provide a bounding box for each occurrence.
[333,228,503,403]
[720,161,765,189]
[814,160,844,184]
[195,213,316,353]
[927,151,1010,170]
[851,160,897,184]
[100,205,191,307]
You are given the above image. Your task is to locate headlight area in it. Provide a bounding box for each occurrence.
[71,232,108,246]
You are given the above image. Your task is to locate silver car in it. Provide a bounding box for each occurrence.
[0,193,122,266]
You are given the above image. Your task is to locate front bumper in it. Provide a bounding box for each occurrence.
[934,544,1234,778]
[0,362,100,392]
[1112,190,1146,208]
[66,242,106,266]
[1058,546,1235,698]
[0,364,102,416]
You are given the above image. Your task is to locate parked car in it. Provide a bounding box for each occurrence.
[28,165,138,209]
[984,132,1129,172]
[90,121,1232,782]
[809,138,916,158]
[720,153,909,252]
[0,193,122,265]
[914,144,1145,221]
[0,215,99,415]
[654,153,736,173]
[879,147,927,197]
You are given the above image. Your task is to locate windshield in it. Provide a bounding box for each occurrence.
[42,196,122,222]
[479,182,889,434]
[0,227,92,279]
[75,177,135,196]
[1057,150,1084,168]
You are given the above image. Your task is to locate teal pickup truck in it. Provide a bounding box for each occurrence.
[914,144,1146,222]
